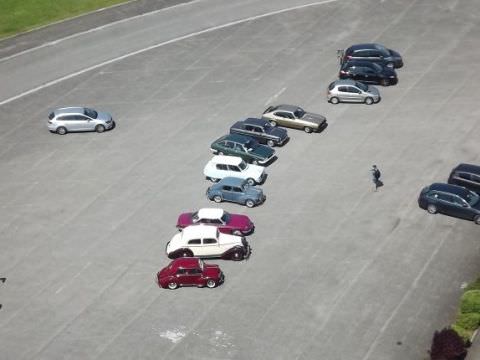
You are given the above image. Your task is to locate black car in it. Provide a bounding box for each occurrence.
[339,60,398,86]
[448,163,480,193]
[341,43,403,68]
[230,118,289,147]
[418,183,480,224]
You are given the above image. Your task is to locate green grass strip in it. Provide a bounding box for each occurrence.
[0,0,129,39]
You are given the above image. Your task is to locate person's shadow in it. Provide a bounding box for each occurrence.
[376,179,384,189]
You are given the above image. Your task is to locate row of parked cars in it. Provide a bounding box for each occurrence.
[418,164,480,225]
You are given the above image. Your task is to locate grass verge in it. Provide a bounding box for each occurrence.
[0,0,129,39]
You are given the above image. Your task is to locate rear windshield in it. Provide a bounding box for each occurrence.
[84,108,98,119]
[355,82,368,91]
[328,82,335,90]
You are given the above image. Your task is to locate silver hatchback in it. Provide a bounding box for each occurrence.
[327,79,380,105]
[47,107,115,135]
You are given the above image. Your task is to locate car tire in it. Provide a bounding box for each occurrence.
[427,204,437,214]
[365,97,374,105]
[330,97,339,104]
[56,126,67,135]
[267,139,275,147]
[231,249,244,261]
[213,195,222,203]
[269,120,277,127]
[168,282,178,290]
[206,279,217,288]
[245,199,255,208]
[381,79,390,86]
[95,124,105,133]
[232,230,242,236]
[474,215,480,225]
[246,178,255,186]
[304,126,313,134]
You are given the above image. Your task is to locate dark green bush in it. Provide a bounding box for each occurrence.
[452,324,473,345]
[460,290,480,314]
[455,313,480,331]
[466,278,480,292]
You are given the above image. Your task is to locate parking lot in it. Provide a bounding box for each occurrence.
[1,0,480,359]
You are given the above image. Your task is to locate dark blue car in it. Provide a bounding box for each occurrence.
[418,183,480,224]
[230,118,289,147]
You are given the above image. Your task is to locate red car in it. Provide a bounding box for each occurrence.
[176,208,254,235]
[156,257,224,290]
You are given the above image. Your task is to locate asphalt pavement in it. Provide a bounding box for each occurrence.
[1,0,480,359]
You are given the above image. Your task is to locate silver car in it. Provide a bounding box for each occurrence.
[327,79,380,105]
[47,107,115,135]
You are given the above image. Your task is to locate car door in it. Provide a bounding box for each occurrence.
[215,163,228,179]
[61,115,82,131]
[251,125,266,143]
[231,186,246,204]
[451,195,474,220]
[227,164,244,178]
[202,238,221,257]
[234,143,251,162]
[345,86,362,102]
[435,193,455,215]
[272,111,292,127]
[222,140,235,156]
[187,238,202,256]
[221,185,236,202]
[75,114,94,131]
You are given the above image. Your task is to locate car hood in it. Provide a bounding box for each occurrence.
[388,49,402,60]
[96,111,112,122]
[167,233,183,252]
[203,264,221,277]
[268,126,288,139]
[384,68,397,77]
[244,185,264,199]
[158,266,171,278]
[301,112,326,125]
[218,233,243,246]
[229,214,254,231]
[245,163,265,178]
[250,144,275,158]
[176,213,192,228]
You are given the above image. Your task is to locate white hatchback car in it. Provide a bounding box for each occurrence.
[166,225,250,261]
[203,155,266,185]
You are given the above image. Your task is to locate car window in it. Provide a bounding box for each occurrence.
[216,164,228,171]
[232,187,243,193]
[176,269,186,275]
[452,196,468,207]
[188,239,201,245]
[245,125,254,131]
[253,127,263,133]
[239,161,247,170]
[84,108,98,119]
[457,172,471,180]
[186,268,202,275]
[355,81,368,91]
[224,141,234,149]
[228,165,241,172]
[223,186,232,191]
[347,86,360,93]
[209,219,222,225]
[472,174,480,183]
[234,143,245,152]
[338,86,349,93]
[437,193,453,203]
[203,238,217,244]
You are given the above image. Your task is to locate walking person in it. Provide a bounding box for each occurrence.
[371,165,382,192]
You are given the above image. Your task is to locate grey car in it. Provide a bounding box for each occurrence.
[262,104,327,133]
[47,107,115,135]
[206,177,266,208]
[327,79,380,105]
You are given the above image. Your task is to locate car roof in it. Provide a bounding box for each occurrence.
[210,155,243,166]
[182,224,218,239]
[217,177,245,186]
[171,257,201,269]
[428,183,471,196]
[453,163,480,174]
[272,104,300,112]
[242,117,268,126]
[221,133,253,144]
[343,60,378,67]
[332,79,357,86]
[197,208,224,219]
[348,43,379,51]
[54,107,85,115]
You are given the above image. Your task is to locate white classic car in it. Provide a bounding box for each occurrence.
[166,225,250,261]
[203,155,266,185]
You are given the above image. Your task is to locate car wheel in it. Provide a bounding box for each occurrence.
[245,199,255,208]
[56,126,67,135]
[206,279,217,288]
[168,282,178,290]
[330,97,339,104]
[231,249,244,261]
[267,139,275,147]
[232,230,242,236]
[269,120,277,127]
[95,124,105,133]
[213,195,222,203]
[381,79,390,86]
[246,178,255,186]
[427,204,437,214]
[304,126,313,134]
[365,97,374,105]
[474,215,480,225]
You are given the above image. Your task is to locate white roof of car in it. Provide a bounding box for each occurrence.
[197,208,224,220]
[182,224,218,239]
[210,155,243,166]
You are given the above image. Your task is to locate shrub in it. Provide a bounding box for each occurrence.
[466,278,480,292]
[451,324,473,345]
[455,312,480,331]
[430,328,467,360]
[460,290,480,314]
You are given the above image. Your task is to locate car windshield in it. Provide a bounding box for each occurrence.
[371,63,383,72]
[245,140,258,151]
[239,161,247,170]
[465,191,480,206]
[84,108,98,119]
[294,107,305,118]
[355,81,368,91]
[374,43,390,56]
[221,212,230,223]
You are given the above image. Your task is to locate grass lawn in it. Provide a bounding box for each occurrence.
[0,0,129,39]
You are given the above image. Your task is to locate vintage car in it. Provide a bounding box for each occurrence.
[210,134,275,165]
[230,118,289,147]
[261,104,327,133]
[156,257,224,289]
[166,224,250,260]
[206,177,266,208]
[176,208,255,235]
[204,155,266,185]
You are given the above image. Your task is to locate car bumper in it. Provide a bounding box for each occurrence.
[315,120,328,132]
[258,155,274,165]
[277,136,289,146]
[257,194,266,204]
[105,120,115,130]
